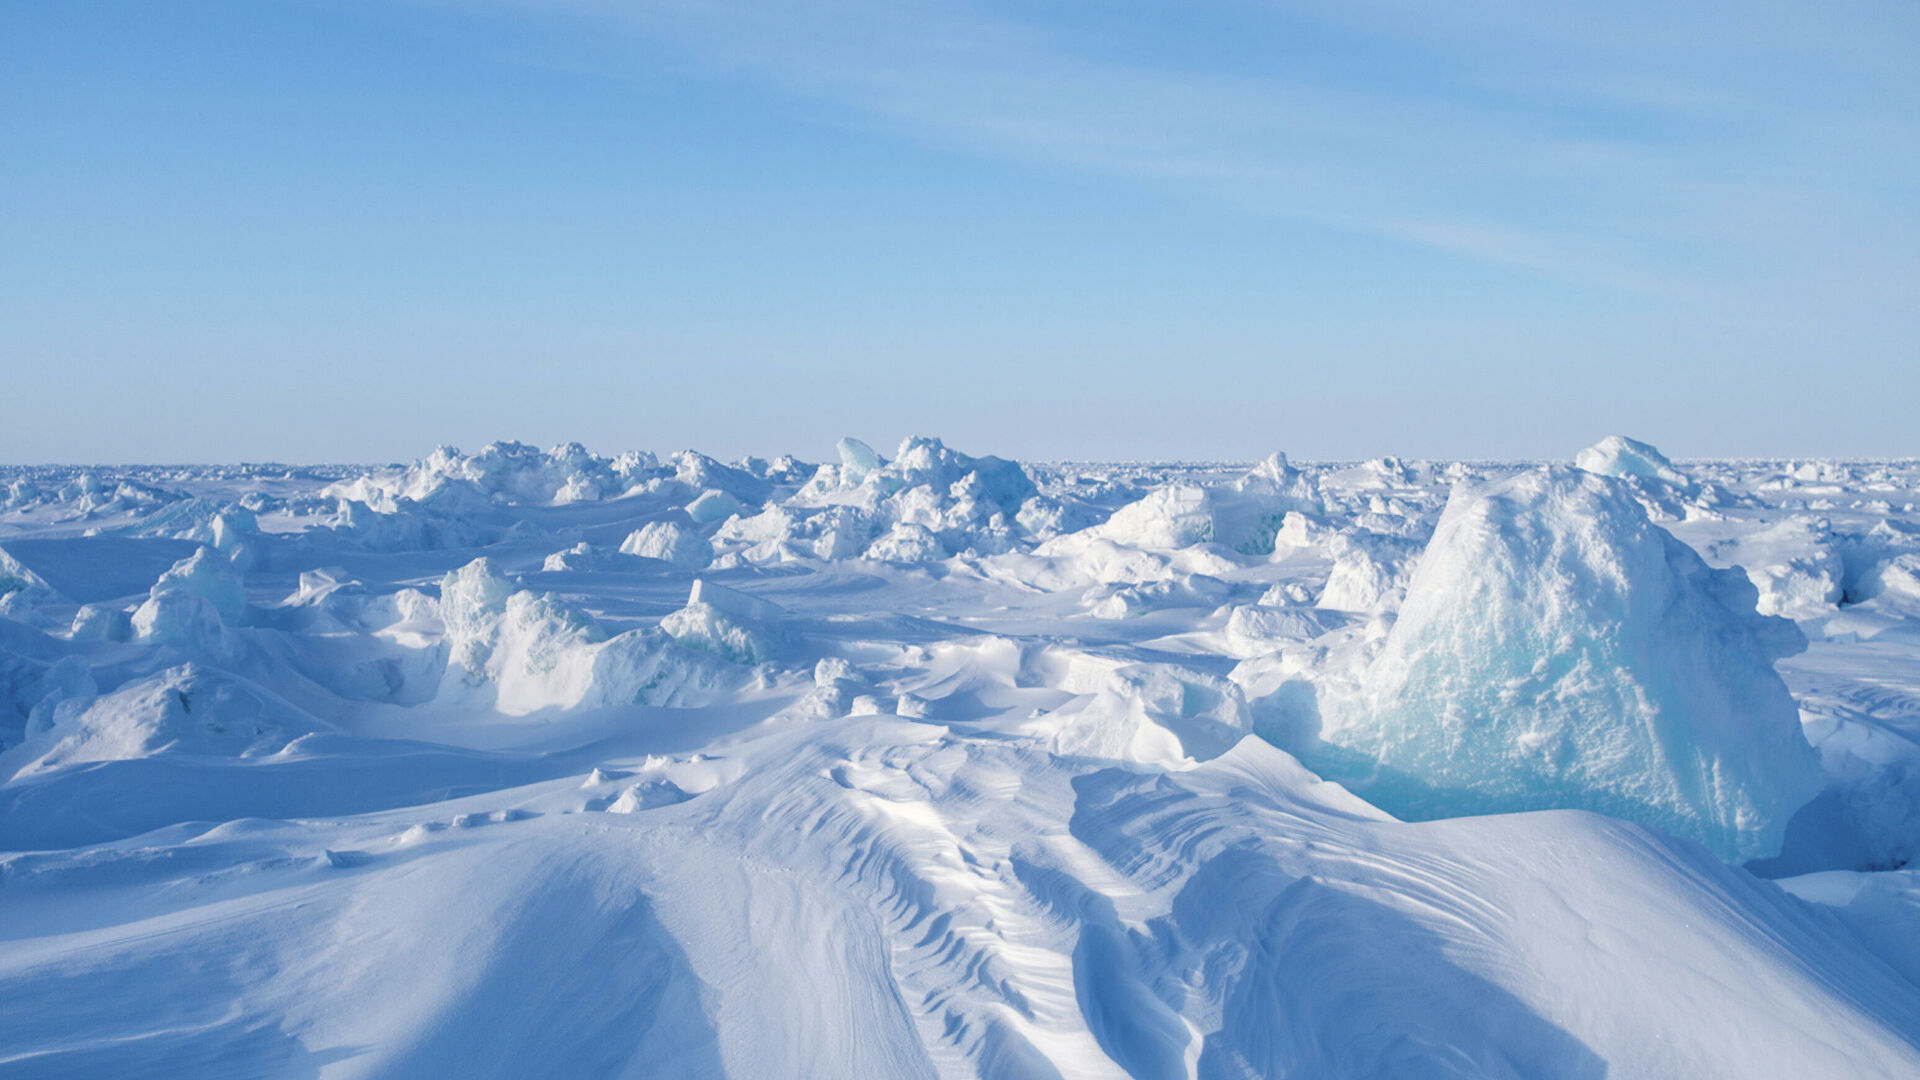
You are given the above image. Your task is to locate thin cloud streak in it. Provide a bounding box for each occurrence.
[398,2,1920,300]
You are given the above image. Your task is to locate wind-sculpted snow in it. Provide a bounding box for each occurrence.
[1,436,1919,1077]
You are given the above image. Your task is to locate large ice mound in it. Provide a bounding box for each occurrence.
[1313,466,1821,862]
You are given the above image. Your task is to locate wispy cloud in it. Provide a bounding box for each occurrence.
[435,0,1920,298]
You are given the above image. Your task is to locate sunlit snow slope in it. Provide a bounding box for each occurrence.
[2,437,1918,1078]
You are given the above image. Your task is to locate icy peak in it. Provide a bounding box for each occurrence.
[1316,466,1820,862]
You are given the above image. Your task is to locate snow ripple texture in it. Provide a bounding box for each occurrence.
[1,436,1919,1078]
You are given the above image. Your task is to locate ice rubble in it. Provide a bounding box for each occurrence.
[6,441,1920,1077]
[437,558,740,713]
[1081,453,1321,555]
[740,435,1037,562]
[1314,466,1820,861]
[326,441,658,507]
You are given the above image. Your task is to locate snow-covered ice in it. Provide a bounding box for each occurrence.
[1310,467,1820,862]
[2,436,1919,1077]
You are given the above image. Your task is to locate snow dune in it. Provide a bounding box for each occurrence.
[2,437,1918,1077]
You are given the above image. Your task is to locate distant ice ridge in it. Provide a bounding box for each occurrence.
[1078,452,1322,554]
[326,441,663,507]
[1312,466,1821,862]
[724,435,1039,563]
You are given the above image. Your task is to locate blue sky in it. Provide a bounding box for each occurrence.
[3,0,1916,463]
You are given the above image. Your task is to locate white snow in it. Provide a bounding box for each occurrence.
[619,519,714,569]
[1575,433,1695,488]
[1,440,1918,1077]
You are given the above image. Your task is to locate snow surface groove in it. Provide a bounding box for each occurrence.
[2,436,1920,1076]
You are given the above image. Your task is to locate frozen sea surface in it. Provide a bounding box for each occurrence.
[2,438,1919,1078]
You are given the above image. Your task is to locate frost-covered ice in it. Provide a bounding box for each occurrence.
[2,436,1919,1077]
[1310,467,1819,862]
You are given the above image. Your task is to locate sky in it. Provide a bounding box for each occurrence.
[3,0,1917,464]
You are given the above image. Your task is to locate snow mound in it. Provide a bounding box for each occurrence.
[1850,552,1920,611]
[1080,455,1321,556]
[1724,517,1845,619]
[1084,484,1215,549]
[128,549,249,653]
[1030,658,1250,766]
[1575,434,1694,489]
[619,520,713,569]
[1316,531,1419,614]
[540,543,631,573]
[148,547,247,623]
[863,522,947,563]
[659,602,776,665]
[772,435,1036,560]
[10,664,319,775]
[438,558,734,713]
[0,544,60,616]
[1085,573,1230,619]
[1314,467,1820,862]
[1223,604,1345,657]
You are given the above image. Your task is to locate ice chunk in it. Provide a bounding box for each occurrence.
[541,543,627,573]
[437,558,733,712]
[685,488,744,525]
[1223,604,1343,657]
[325,440,657,507]
[619,521,714,569]
[0,545,60,614]
[1851,552,1920,610]
[1313,466,1820,862]
[1085,484,1215,549]
[147,547,248,624]
[439,557,515,685]
[1575,434,1694,489]
[130,549,245,652]
[130,591,229,652]
[836,437,883,486]
[1083,460,1320,556]
[69,604,131,643]
[659,602,776,665]
[1316,533,1417,614]
[1728,517,1845,619]
[582,628,734,708]
[863,522,947,563]
[791,435,1037,557]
